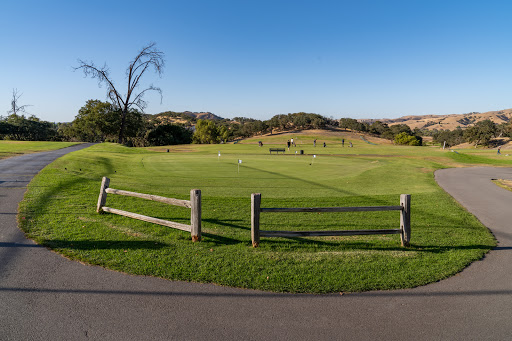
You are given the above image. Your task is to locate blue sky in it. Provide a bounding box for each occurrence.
[1,0,512,122]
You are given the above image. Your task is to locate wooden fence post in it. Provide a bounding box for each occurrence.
[190,189,201,242]
[400,194,411,247]
[97,177,110,213]
[251,193,261,247]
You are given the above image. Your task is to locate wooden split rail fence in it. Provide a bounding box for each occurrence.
[251,193,411,247]
[97,177,201,241]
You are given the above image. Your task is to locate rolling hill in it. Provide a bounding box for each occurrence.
[150,111,224,125]
[362,109,512,130]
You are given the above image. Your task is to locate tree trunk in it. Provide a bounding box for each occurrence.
[118,109,127,144]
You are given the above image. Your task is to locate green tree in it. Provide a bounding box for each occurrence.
[64,100,144,143]
[145,124,192,146]
[1,114,58,141]
[0,120,14,138]
[390,124,412,136]
[268,115,280,134]
[369,121,390,136]
[193,119,222,144]
[463,119,497,147]
[339,118,359,131]
[394,132,422,146]
[292,113,309,129]
[65,100,117,142]
[432,128,464,147]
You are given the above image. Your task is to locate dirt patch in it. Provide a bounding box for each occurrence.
[492,179,512,192]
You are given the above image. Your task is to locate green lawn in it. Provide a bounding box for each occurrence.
[18,135,501,293]
[0,141,79,159]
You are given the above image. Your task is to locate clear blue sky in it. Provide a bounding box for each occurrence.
[2,0,512,123]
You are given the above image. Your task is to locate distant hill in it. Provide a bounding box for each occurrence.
[361,109,512,130]
[151,111,224,125]
[181,111,224,120]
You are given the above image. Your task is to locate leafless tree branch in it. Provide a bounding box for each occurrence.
[8,89,32,116]
[74,42,165,143]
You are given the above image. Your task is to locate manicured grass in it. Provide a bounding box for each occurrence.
[18,136,497,293]
[0,141,79,159]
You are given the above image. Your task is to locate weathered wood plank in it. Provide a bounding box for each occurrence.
[190,189,201,242]
[105,188,191,208]
[251,193,261,247]
[101,207,192,232]
[259,229,401,238]
[96,177,110,213]
[260,206,403,213]
[400,194,411,247]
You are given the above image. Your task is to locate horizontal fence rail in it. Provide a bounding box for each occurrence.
[97,177,201,242]
[260,206,403,213]
[251,193,411,248]
[104,188,192,208]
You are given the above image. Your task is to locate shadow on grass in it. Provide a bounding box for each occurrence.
[203,218,248,230]
[241,163,357,197]
[202,232,243,246]
[257,237,494,254]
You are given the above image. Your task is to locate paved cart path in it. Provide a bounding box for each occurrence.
[1,147,512,340]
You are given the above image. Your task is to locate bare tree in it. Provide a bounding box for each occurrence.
[75,43,165,144]
[8,89,32,116]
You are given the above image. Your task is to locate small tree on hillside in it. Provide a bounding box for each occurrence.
[394,132,422,146]
[463,119,497,147]
[75,43,165,144]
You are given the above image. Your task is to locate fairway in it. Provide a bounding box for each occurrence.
[19,134,501,293]
[0,141,79,159]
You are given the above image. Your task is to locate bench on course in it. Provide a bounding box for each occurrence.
[269,148,286,154]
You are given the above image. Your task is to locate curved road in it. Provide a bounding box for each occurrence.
[1,147,512,340]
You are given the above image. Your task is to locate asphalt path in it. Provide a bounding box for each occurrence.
[1,146,512,340]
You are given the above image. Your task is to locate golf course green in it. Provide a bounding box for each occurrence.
[18,132,504,293]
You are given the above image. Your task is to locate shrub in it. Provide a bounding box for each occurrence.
[394,132,422,146]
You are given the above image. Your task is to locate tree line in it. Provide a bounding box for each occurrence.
[339,118,422,146]
[423,119,512,147]
[2,98,510,148]
[0,114,60,141]
[0,102,339,146]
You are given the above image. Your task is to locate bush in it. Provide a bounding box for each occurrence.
[394,132,422,146]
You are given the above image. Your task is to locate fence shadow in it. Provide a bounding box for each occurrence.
[201,232,243,246]
[259,237,494,254]
[203,218,249,231]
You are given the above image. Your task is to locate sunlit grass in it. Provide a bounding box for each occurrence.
[0,141,79,159]
[18,137,497,293]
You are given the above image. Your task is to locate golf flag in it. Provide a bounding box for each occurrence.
[238,159,242,164]
[313,155,316,158]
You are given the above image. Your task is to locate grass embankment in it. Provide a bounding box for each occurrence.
[19,133,501,293]
[0,141,79,159]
